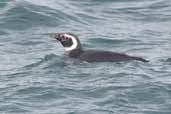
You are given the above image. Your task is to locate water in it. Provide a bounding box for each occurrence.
[0,0,171,114]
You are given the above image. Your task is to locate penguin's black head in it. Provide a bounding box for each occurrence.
[53,33,73,47]
[49,33,81,51]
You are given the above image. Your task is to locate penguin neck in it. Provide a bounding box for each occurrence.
[67,48,83,58]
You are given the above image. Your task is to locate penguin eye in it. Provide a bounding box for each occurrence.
[65,36,69,40]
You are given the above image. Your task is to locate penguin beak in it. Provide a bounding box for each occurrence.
[48,33,62,41]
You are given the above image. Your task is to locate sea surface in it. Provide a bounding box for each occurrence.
[0,0,171,114]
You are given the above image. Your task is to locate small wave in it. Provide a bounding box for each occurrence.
[166,58,171,65]
[24,54,64,69]
[0,1,17,15]
[88,38,131,44]
[0,29,8,35]
[21,0,59,9]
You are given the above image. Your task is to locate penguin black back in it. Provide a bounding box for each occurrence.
[49,33,148,63]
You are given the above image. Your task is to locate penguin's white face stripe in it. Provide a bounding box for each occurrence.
[64,34,78,51]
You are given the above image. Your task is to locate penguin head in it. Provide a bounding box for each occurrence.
[50,33,81,51]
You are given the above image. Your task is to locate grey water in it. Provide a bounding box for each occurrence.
[0,0,171,114]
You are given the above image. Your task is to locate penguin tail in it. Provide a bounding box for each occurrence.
[132,56,149,63]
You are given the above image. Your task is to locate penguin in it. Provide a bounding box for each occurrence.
[49,33,148,62]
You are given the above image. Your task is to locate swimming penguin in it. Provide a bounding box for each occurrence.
[49,33,148,62]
